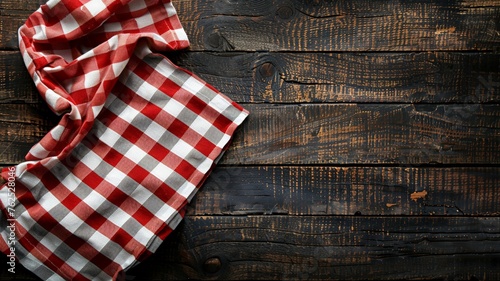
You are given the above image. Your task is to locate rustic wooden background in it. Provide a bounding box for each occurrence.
[1,0,500,280]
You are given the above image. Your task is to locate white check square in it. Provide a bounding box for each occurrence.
[183,76,205,94]
[124,145,147,163]
[190,115,212,136]
[60,212,85,233]
[60,14,80,34]
[136,79,158,100]
[84,0,107,17]
[84,70,101,88]
[135,12,154,29]
[171,139,194,160]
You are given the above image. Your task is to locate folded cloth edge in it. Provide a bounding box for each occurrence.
[0,0,249,280]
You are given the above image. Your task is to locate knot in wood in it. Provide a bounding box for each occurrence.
[276,6,294,20]
[203,257,222,274]
[207,33,222,49]
[259,62,276,78]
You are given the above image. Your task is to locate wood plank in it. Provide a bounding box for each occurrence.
[1,103,499,165]
[4,50,500,103]
[224,103,500,165]
[0,1,42,49]
[2,216,499,280]
[175,0,500,51]
[0,0,40,13]
[171,51,500,103]
[0,2,498,281]
[0,104,57,165]
[126,216,500,280]
[2,0,500,51]
[189,166,500,216]
[0,51,38,103]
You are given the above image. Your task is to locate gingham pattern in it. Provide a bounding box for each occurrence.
[0,0,248,280]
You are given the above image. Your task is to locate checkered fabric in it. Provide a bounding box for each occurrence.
[0,0,248,280]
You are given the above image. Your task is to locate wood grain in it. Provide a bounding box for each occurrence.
[2,0,500,51]
[2,215,500,280]
[0,0,40,49]
[225,103,500,165]
[171,51,500,103]
[175,0,500,51]
[125,215,500,280]
[190,166,500,216]
[0,51,37,103]
[0,104,57,165]
[4,51,500,104]
[0,0,498,280]
[1,103,499,165]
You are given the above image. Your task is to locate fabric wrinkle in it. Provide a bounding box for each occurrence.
[0,0,248,280]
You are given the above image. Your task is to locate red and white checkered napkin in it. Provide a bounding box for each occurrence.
[0,0,248,279]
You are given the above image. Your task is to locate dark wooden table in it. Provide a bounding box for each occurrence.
[1,0,500,280]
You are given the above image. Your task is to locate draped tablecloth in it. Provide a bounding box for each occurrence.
[0,0,248,279]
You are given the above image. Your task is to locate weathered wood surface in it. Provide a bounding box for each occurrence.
[226,103,500,165]
[2,51,500,104]
[0,104,56,165]
[0,52,38,103]
[1,0,500,51]
[0,0,499,280]
[170,51,500,103]
[191,166,500,216]
[176,0,500,51]
[3,216,500,280]
[1,103,499,165]
[127,216,500,280]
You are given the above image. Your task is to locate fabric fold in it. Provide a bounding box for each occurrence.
[0,0,248,280]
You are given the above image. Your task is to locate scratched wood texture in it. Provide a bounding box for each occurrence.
[0,0,499,280]
[2,51,500,104]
